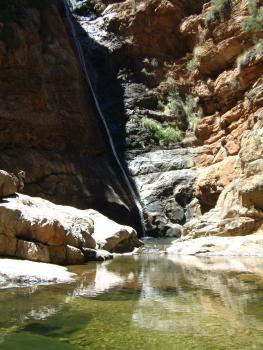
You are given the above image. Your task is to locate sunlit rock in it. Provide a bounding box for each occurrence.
[88,210,143,253]
[0,258,75,288]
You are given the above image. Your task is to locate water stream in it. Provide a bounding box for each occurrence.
[1,242,263,349]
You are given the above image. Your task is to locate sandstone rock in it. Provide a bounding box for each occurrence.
[82,248,113,261]
[88,210,143,253]
[0,190,142,263]
[195,156,242,209]
[185,198,202,221]
[0,1,142,233]
[16,240,50,263]
[240,175,263,209]
[167,235,263,257]
[0,193,95,245]
[183,174,263,240]
[0,170,18,198]
[0,193,95,264]
[69,0,263,245]
[0,258,75,288]
[66,245,85,265]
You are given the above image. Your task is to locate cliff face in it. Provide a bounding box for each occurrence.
[0,0,142,231]
[71,0,263,237]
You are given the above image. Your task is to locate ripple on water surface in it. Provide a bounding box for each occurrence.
[1,251,263,350]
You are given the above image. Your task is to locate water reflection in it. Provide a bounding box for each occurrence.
[1,255,263,349]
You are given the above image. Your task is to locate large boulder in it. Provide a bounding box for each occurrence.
[0,193,142,264]
[88,210,143,253]
[0,194,95,265]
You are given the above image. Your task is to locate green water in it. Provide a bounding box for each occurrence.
[1,252,263,350]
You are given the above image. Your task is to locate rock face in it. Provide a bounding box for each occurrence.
[128,148,199,235]
[0,0,142,234]
[0,181,142,264]
[1,0,262,243]
[0,170,18,197]
[69,0,263,240]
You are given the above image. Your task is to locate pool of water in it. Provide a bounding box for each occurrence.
[1,251,263,349]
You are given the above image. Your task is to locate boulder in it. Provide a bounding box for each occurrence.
[82,248,113,261]
[0,170,18,198]
[88,210,143,253]
[165,223,183,238]
[0,192,142,264]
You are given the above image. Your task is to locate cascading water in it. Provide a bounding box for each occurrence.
[62,0,145,236]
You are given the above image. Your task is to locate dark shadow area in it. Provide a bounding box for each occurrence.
[60,2,145,236]
[63,9,149,202]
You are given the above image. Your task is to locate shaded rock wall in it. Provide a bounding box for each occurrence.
[0,0,143,232]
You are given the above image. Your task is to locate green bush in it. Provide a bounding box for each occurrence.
[236,39,263,68]
[205,0,232,25]
[167,87,202,130]
[167,87,185,118]
[142,118,183,146]
[186,56,200,72]
[242,4,263,32]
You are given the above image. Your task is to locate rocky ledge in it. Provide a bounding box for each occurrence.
[0,170,143,265]
[0,259,76,288]
[167,234,263,257]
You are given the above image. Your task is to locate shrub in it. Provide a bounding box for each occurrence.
[167,87,202,130]
[236,39,263,68]
[245,0,258,16]
[142,118,183,146]
[242,4,263,33]
[167,87,185,119]
[186,56,200,72]
[205,0,232,25]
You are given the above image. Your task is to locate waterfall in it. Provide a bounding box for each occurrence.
[62,0,145,236]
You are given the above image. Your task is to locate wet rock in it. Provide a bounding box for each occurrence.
[133,163,199,235]
[82,248,113,261]
[165,224,183,238]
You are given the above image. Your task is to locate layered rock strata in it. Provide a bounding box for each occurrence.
[70,0,263,240]
[0,170,142,264]
[0,0,142,233]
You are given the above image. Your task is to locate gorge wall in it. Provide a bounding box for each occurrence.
[0,0,262,240]
[70,0,263,237]
[0,0,143,233]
